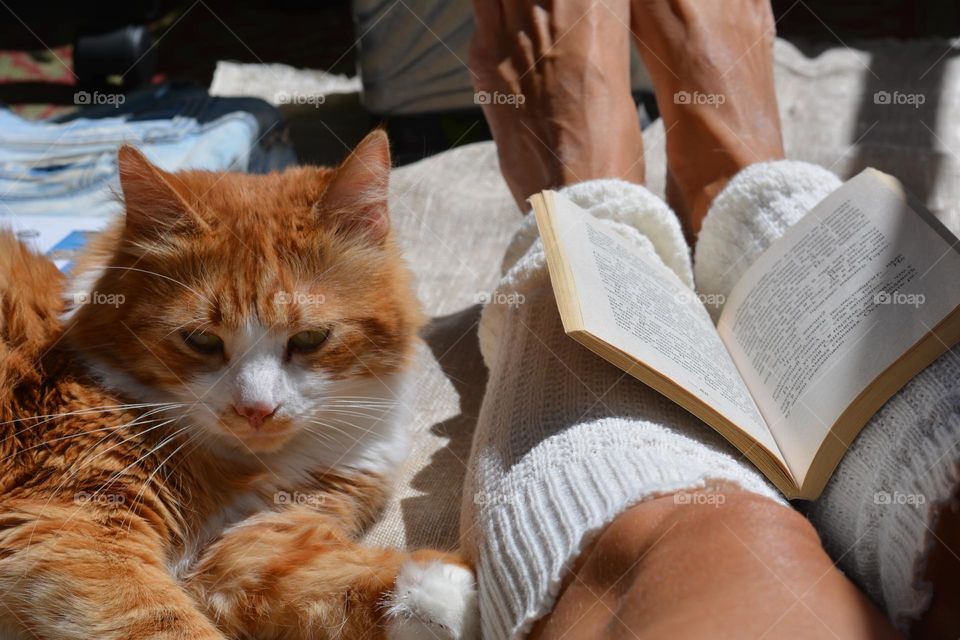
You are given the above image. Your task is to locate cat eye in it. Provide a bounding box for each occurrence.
[288,329,330,354]
[182,331,225,355]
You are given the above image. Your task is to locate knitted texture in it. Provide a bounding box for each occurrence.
[464,180,782,640]
[807,355,960,628]
[694,160,842,320]
[694,159,960,629]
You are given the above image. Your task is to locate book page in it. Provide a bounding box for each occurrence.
[546,192,782,459]
[718,169,960,486]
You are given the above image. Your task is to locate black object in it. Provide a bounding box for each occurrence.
[74,24,157,90]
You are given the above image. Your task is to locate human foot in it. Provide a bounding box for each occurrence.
[631,0,785,240]
[471,0,645,210]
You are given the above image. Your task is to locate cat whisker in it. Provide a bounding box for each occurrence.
[319,403,394,412]
[318,403,392,412]
[323,400,397,408]
[316,408,390,422]
[306,419,379,442]
[27,414,190,540]
[315,401,394,416]
[0,402,188,428]
[309,414,385,436]
[44,416,185,500]
[299,427,341,446]
[53,410,190,486]
[0,405,184,451]
[302,423,361,445]
[122,430,200,527]
[0,404,186,466]
[7,418,171,457]
[178,399,217,411]
[91,423,194,501]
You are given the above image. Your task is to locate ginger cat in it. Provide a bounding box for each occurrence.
[0,131,477,639]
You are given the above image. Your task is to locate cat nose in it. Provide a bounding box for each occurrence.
[233,402,277,429]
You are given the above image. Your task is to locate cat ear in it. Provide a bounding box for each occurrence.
[318,129,391,242]
[117,145,206,239]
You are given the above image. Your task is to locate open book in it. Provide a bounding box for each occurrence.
[531,169,960,499]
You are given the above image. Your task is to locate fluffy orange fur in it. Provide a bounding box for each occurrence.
[0,131,468,639]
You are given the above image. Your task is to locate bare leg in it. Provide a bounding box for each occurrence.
[471,0,646,208]
[632,0,785,240]
[530,491,898,639]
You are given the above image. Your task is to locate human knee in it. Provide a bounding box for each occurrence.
[580,489,821,590]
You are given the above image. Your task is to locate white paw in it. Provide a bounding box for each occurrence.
[384,559,479,640]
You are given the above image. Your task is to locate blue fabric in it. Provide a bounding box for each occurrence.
[50,82,297,175]
[0,105,260,271]
[0,108,258,217]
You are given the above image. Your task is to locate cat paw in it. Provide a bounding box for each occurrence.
[384,559,479,640]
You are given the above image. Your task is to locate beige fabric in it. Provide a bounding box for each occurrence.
[364,37,960,551]
[362,142,517,549]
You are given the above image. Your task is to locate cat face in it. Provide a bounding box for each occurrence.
[66,131,422,457]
